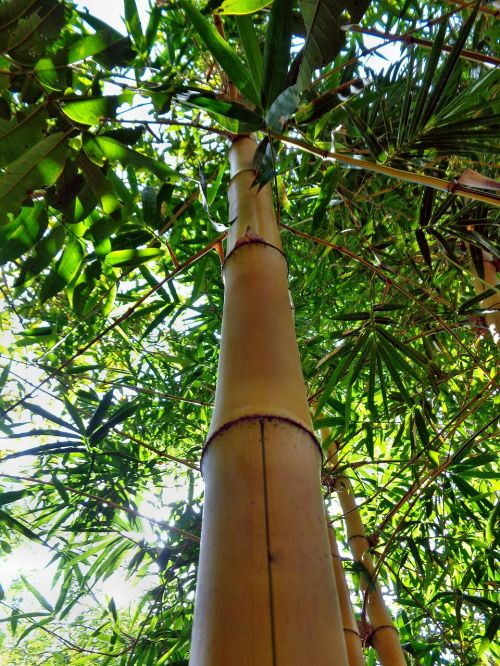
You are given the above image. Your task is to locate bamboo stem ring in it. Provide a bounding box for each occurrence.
[201,414,322,470]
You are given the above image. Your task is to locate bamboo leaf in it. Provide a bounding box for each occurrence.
[0,509,42,542]
[218,0,271,13]
[23,402,80,433]
[21,576,54,613]
[83,134,182,183]
[0,133,68,223]
[296,0,370,91]
[105,248,165,268]
[420,2,479,128]
[124,0,145,52]
[0,105,47,168]
[0,203,48,266]
[14,225,65,287]
[61,96,125,126]
[408,18,447,137]
[86,391,114,436]
[178,0,259,105]
[235,15,263,93]
[261,0,293,108]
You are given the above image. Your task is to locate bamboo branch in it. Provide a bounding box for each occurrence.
[349,24,500,67]
[272,132,500,207]
[443,0,500,17]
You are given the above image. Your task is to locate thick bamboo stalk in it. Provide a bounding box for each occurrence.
[328,526,365,666]
[190,137,348,666]
[470,250,500,349]
[323,432,406,666]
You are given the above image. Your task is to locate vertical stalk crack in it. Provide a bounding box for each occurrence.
[260,419,277,666]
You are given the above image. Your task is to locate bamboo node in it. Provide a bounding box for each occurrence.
[347,533,370,544]
[343,626,362,638]
[201,414,322,471]
[223,236,287,269]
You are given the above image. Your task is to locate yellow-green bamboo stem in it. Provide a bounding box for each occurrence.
[328,526,365,666]
[190,137,348,666]
[272,131,500,207]
[470,250,500,349]
[323,432,406,666]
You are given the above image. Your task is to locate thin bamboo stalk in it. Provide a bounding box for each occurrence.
[323,430,407,666]
[190,137,348,666]
[328,526,365,666]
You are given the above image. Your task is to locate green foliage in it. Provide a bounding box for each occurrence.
[0,0,498,664]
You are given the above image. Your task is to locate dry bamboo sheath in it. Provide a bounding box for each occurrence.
[190,136,348,665]
[323,431,407,666]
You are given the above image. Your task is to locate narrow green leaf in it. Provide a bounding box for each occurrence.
[235,14,263,94]
[296,0,370,91]
[78,153,120,214]
[0,490,26,505]
[145,6,161,53]
[105,248,165,268]
[0,203,48,266]
[0,105,47,168]
[86,391,114,436]
[409,17,447,137]
[265,85,299,131]
[124,0,145,51]
[261,0,293,108]
[178,0,259,105]
[3,442,85,460]
[14,225,65,287]
[88,403,138,444]
[377,341,413,406]
[23,402,80,433]
[0,133,68,223]
[219,0,271,13]
[420,2,479,127]
[415,228,432,269]
[311,165,342,231]
[0,509,42,542]
[478,614,500,656]
[175,88,263,132]
[83,134,182,183]
[21,576,54,613]
[344,105,386,160]
[40,240,84,302]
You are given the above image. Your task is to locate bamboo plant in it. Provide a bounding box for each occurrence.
[190,136,348,665]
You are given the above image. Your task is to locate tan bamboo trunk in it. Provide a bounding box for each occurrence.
[324,433,406,666]
[328,526,365,666]
[470,250,500,349]
[190,137,348,666]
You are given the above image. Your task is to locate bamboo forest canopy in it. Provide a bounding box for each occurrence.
[0,0,499,663]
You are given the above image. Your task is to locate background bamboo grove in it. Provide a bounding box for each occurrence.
[0,0,499,664]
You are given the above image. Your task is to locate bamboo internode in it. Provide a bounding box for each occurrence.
[470,250,500,349]
[190,138,348,665]
[323,431,407,666]
[328,526,365,666]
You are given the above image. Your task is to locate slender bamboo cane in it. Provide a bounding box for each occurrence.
[190,137,348,666]
[328,526,366,666]
[322,429,407,666]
